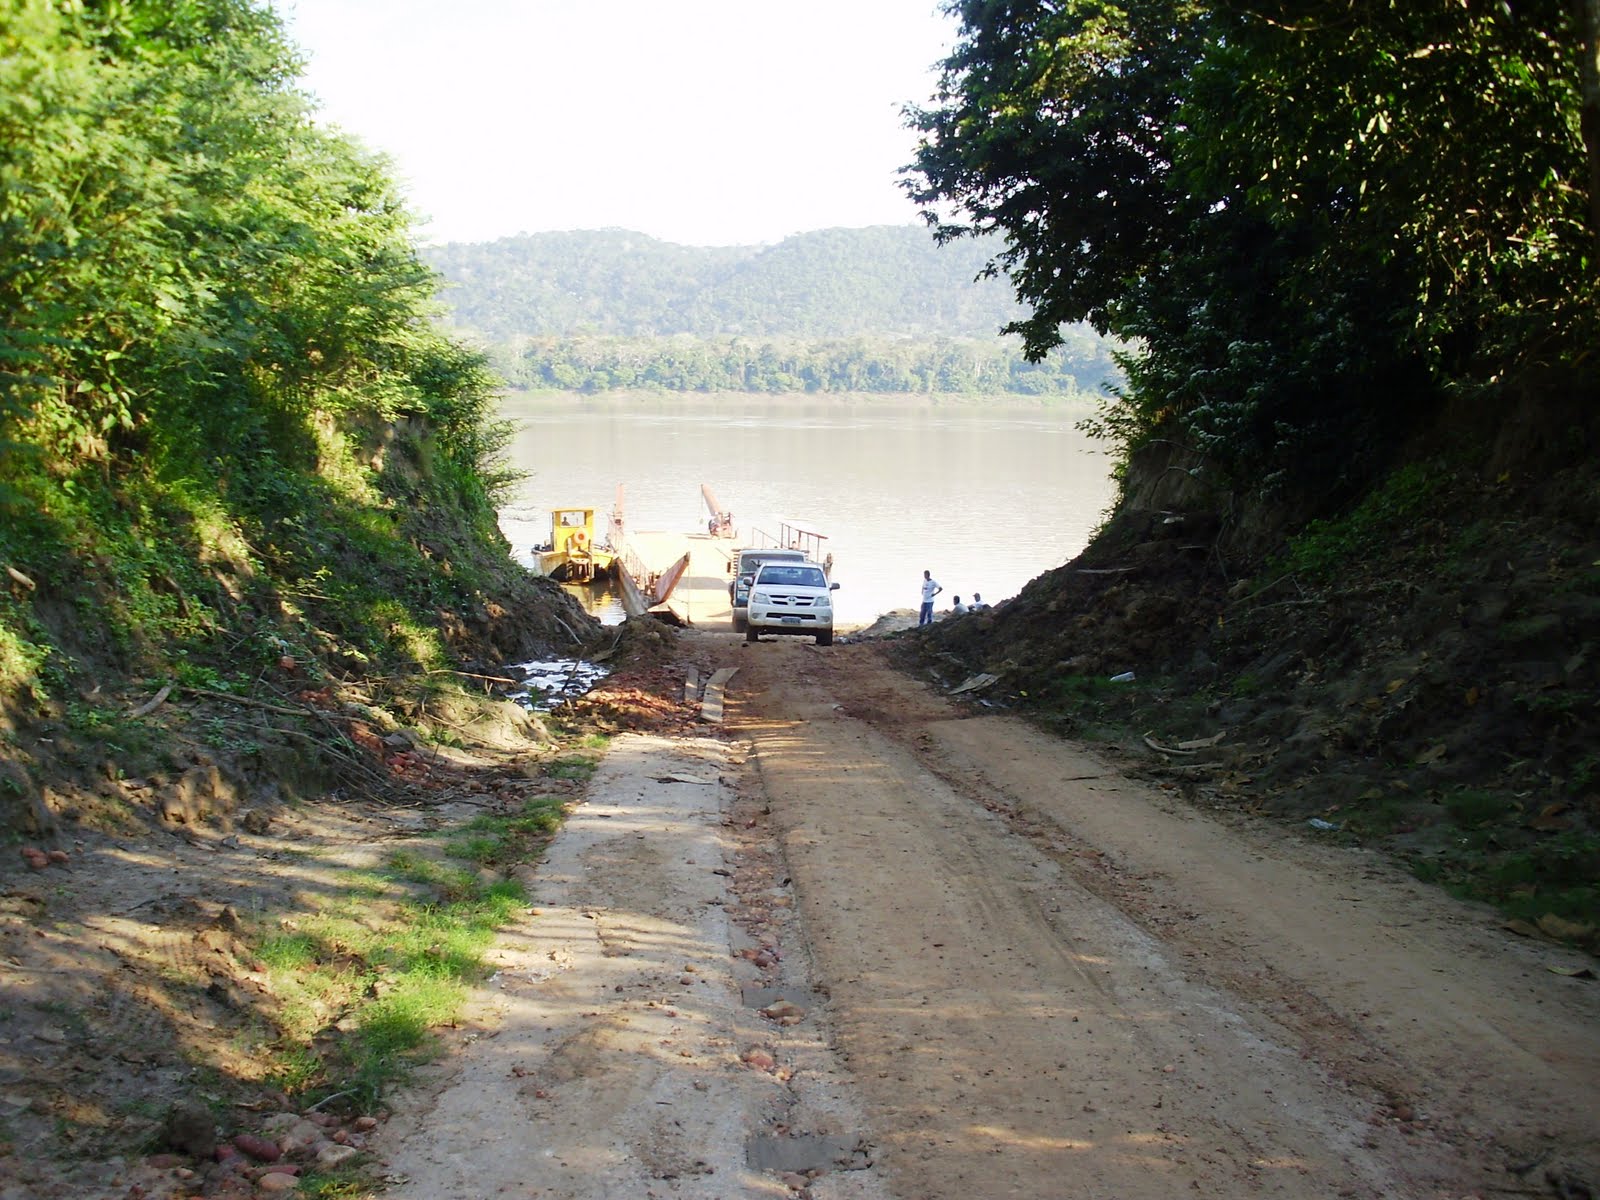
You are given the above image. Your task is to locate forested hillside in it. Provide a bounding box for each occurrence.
[425,225,1121,397]
[425,225,1025,339]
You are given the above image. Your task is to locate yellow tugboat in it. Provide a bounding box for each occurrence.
[533,507,615,583]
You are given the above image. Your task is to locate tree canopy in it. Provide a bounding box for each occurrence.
[501,332,1117,397]
[905,0,1599,497]
[1,0,491,468]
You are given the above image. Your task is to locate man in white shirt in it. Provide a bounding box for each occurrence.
[919,570,942,625]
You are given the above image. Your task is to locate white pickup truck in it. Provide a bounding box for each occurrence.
[728,547,808,632]
[745,559,839,646]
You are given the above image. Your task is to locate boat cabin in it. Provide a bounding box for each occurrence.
[536,507,614,582]
[550,507,597,556]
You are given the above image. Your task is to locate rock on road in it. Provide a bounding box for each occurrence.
[377,633,1599,1200]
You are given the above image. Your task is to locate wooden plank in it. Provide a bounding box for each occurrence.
[699,666,739,724]
[683,667,701,705]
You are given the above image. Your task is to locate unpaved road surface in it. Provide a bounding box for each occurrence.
[379,633,1600,1199]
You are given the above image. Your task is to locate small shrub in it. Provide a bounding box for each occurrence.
[1442,787,1511,828]
[1274,462,1445,582]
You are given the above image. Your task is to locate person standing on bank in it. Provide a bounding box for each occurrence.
[919,570,942,625]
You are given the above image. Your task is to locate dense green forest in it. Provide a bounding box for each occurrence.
[425,225,1120,397]
[501,331,1115,396]
[0,2,607,1173]
[0,0,567,716]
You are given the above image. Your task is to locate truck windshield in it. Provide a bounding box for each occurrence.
[758,566,827,588]
[742,552,800,571]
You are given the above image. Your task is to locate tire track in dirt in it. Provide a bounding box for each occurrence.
[731,637,1589,1199]
[911,691,1600,1192]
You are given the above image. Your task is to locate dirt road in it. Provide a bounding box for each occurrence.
[379,632,1599,1199]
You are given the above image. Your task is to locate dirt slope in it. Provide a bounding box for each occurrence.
[371,630,1597,1200]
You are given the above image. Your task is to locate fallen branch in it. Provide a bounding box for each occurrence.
[179,686,328,718]
[1143,733,1198,756]
[425,668,519,685]
[1229,572,1298,606]
[1159,761,1224,776]
[305,1089,358,1113]
[128,684,173,719]
[588,624,628,663]
[1144,730,1228,755]
[1252,598,1327,610]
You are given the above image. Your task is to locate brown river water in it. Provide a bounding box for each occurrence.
[496,392,1116,628]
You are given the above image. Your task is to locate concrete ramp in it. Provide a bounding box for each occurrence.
[699,667,738,723]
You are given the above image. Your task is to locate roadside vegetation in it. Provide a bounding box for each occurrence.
[909,441,1600,936]
[249,783,583,1117]
[901,2,1599,942]
[0,0,595,770]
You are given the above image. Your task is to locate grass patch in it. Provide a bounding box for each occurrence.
[1024,672,1132,725]
[1229,672,1263,697]
[1403,790,1600,935]
[546,754,600,782]
[299,1164,378,1200]
[248,857,529,1112]
[0,611,49,698]
[1338,790,1418,838]
[1441,787,1512,828]
[1271,461,1444,583]
[385,849,481,902]
[264,1045,323,1095]
[1019,670,1206,749]
[446,796,566,866]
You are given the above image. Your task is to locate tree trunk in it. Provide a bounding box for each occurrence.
[1581,0,1600,265]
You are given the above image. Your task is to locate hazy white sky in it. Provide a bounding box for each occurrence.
[273,1,959,247]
